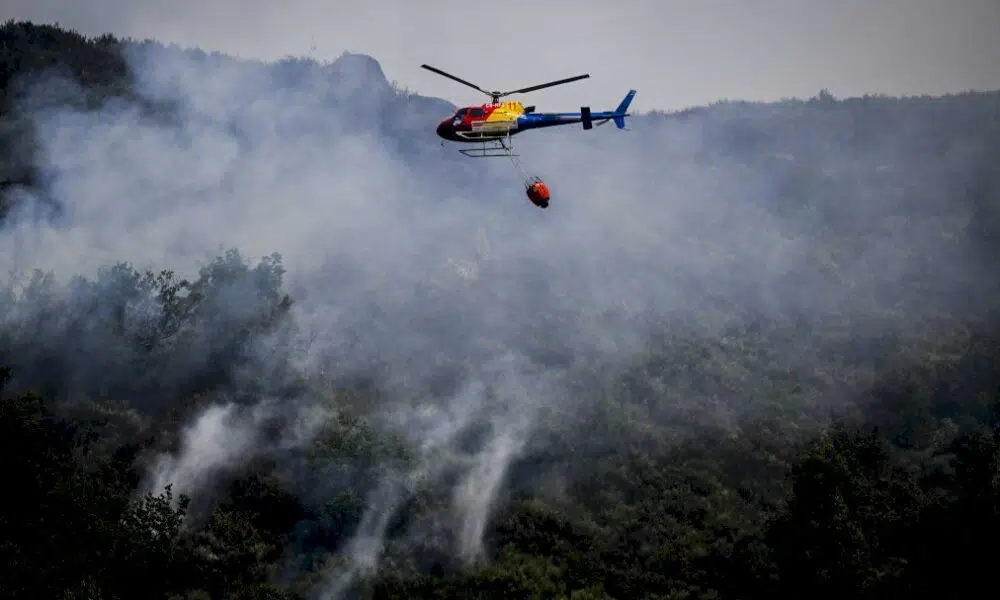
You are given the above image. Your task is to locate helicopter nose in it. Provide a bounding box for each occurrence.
[436,120,451,138]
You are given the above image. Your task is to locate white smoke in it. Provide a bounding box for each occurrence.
[2,35,996,600]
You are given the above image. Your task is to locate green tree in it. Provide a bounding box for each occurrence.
[764,426,921,599]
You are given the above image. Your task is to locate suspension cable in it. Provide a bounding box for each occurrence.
[508,153,534,186]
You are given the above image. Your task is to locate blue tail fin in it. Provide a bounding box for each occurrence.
[613,89,637,129]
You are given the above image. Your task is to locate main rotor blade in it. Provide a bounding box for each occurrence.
[500,74,590,97]
[421,64,491,97]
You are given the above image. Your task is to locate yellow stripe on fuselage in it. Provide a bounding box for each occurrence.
[485,101,524,122]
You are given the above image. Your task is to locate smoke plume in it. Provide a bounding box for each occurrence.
[2,38,997,599]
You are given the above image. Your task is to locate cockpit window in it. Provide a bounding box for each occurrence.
[470,108,484,117]
[453,108,468,119]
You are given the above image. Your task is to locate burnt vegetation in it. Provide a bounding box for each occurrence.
[2,19,1000,600]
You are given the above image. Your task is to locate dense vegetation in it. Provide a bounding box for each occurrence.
[2,19,999,600]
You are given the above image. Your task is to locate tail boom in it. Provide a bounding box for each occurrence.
[513,89,637,132]
[577,88,637,130]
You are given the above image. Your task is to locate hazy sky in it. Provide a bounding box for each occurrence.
[4,0,1000,111]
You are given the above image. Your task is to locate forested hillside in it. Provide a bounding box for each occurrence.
[1,19,999,600]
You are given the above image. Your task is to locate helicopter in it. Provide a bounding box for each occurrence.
[421,64,636,158]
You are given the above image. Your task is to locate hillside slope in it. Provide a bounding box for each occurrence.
[1,20,999,600]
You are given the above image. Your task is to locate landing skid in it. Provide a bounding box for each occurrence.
[457,135,518,158]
